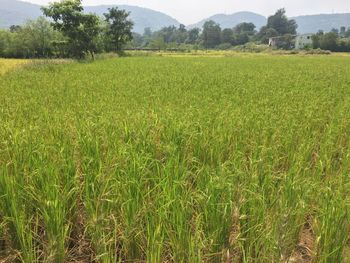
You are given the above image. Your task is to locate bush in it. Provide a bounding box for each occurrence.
[217,43,232,50]
[305,48,332,55]
[232,43,270,53]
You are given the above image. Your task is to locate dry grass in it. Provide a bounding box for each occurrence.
[0,59,28,75]
[288,216,316,263]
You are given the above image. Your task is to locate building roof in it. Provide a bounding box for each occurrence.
[269,34,314,40]
[269,35,296,40]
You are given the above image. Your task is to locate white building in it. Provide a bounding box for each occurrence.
[295,34,313,50]
[268,34,313,50]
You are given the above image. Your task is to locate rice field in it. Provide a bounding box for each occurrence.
[0,55,350,262]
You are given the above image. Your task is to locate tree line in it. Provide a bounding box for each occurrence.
[0,0,133,58]
[1,1,350,58]
[131,9,298,50]
[0,6,297,57]
[137,9,350,52]
[311,30,350,52]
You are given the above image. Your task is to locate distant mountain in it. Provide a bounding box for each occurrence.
[0,0,42,28]
[84,5,180,34]
[188,12,267,30]
[1,1,350,34]
[0,0,180,34]
[292,14,350,34]
[188,12,350,34]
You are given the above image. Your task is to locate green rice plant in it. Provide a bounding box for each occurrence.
[315,188,349,263]
[0,55,350,262]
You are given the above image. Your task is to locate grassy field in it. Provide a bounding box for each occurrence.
[0,55,350,262]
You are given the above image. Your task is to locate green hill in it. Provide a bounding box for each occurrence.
[1,0,349,34]
[0,0,180,34]
[188,12,267,30]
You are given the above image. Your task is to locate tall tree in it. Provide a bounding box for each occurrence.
[0,30,8,56]
[257,26,278,44]
[104,7,134,51]
[42,0,100,58]
[186,28,200,44]
[23,17,62,57]
[79,13,101,57]
[142,27,153,46]
[235,33,250,45]
[156,26,177,43]
[233,22,256,35]
[202,20,221,49]
[266,9,297,35]
[232,22,256,46]
[221,28,234,45]
[149,37,166,50]
[130,32,144,48]
[174,24,188,43]
[311,30,324,49]
[153,25,189,45]
[319,32,338,51]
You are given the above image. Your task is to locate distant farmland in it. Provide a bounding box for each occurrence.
[0,55,350,262]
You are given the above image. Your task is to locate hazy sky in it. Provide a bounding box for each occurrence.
[25,0,350,24]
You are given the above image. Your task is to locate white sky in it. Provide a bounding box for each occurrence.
[24,0,350,24]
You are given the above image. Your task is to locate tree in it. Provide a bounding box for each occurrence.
[142,27,153,46]
[311,30,324,49]
[143,27,152,38]
[22,17,62,57]
[179,24,186,33]
[42,0,100,58]
[80,14,101,57]
[130,32,144,48]
[319,32,338,51]
[9,25,22,33]
[1,22,43,58]
[266,9,297,35]
[257,26,278,44]
[186,28,200,44]
[231,22,256,46]
[154,25,188,45]
[104,7,134,51]
[0,28,26,58]
[280,34,295,49]
[1,17,66,58]
[312,31,350,52]
[174,24,188,43]
[149,37,166,50]
[156,26,177,43]
[202,20,221,48]
[221,28,234,45]
[233,22,256,35]
[330,28,339,36]
[0,30,8,56]
[235,33,250,45]
[217,43,232,50]
[345,28,350,38]
[337,39,350,52]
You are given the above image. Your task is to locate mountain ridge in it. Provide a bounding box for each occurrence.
[84,5,180,33]
[188,11,267,30]
[1,0,350,34]
[292,13,350,33]
[0,0,180,33]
